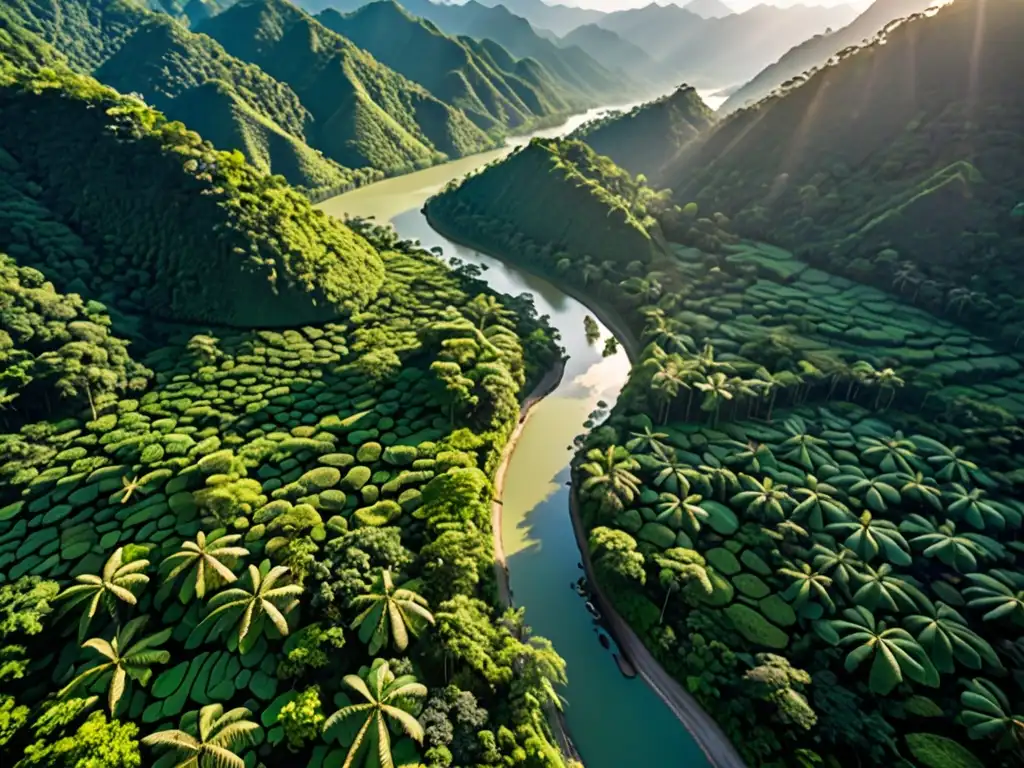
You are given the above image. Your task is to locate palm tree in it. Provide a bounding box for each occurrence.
[464,294,515,330]
[944,484,1012,531]
[818,606,939,695]
[900,514,1001,573]
[115,475,149,505]
[828,511,912,566]
[199,564,301,649]
[350,569,434,655]
[779,420,831,470]
[57,547,151,641]
[652,452,700,496]
[964,570,1024,623]
[872,368,905,409]
[655,493,708,537]
[811,544,862,597]
[161,532,249,602]
[779,563,836,614]
[891,263,920,295]
[654,548,712,621]
[579,446,641,515]
[960,678,1024,749]
[143,704,259,768]
[845,474,902,514]
[649,358,685,424]
[791,474,850,531]
[905,601,1000,674]
[852,563,927,613]
[899,472,944,512]
[859,433,920,474]
[925,443,980,485]
[625,426,670,457]
[322,661,426,768]
[697,464,738,501]
[731,475,794,524]
[694,372,734,427]
[60,615,171,714]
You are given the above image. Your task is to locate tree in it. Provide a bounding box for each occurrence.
[20,707,141,768]
[430,361,477,427]
[114,475,148,505]
[655,492,708,537]
[694,372,734,426]
[810,544,862,597]
[57,547,150,641]
[960,678,1024,750]
[731,474,794,524]
[925,443,981,485]
[827,512,911,566]
[160,531,249,602]
[588,527,645,586]
[899,472,943,512]
[579,446,641,515]
[60,615,171,714]
[905,601,1000,673]
[779,418,831,469]
[463,294,514,330]
[654,548,711,620]
[851,563,927,613]
[350,569,435,655]
[963,570,1024,623]
[652,451,701,496]
[817,606,939,695]
[779,563,835,614]
[944,484,1014,531]
[859,433,919,474]
[142,704,259,768]
[322,660,427,768]
[278,686,325,750]
[625,426,670,457]
[791,474,850,531]
[199,564,301,649]
[900,514,1001,573]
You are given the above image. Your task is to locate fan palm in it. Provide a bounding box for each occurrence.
[791,474,851,531]
[905,601,1000,673]
[652,452,701,496]
[779,417,831,469]
[858,433,919,474]
[579,446,641,515]
[695,372,734,426]
[161,531,249,602]
[899,472,943,512]
[655,492,708,537]
[199,564,301,648]
[900,514,1002,573]
[811,544,862,597]
[817,606,939,695]
[827,512,912,566]
[625,427,670,457]
[731,474,794,524]
[925,444,980,485]
[696,464,737,501]
[964,570,1024,623]
[960,678,1024,749]
[57,547,151,641]
[852,563,927,613]
[846,474,902,514]
[143,704,259,768]
[60,615,171,714]
[779,562,835,613]
[322,661,427,768]
[944,484,1012,531]
[350,569,434,655]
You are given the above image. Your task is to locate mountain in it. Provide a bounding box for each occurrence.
[558,23,666,85]
[665,0,1024,311]
[596,3,704,61]
[198,0,498,173]
[720,0,937,112]
[574,85,715,181]
[474,0,605,36]
[396,0,636,103]
[426,137,664,269]
[316,0,572,132]
[0,64,383,327]
[682,0,733,18]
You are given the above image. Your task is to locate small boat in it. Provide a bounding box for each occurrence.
[585,601,601,619]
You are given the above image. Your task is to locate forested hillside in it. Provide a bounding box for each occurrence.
[574,85,715,182]
[558,23,666,87]
[0,66,383,327]
[720,0,936,113]
[668,0,1024,340]
[317,0,572,133]
[199,0,499,174]
[427,138,667,271]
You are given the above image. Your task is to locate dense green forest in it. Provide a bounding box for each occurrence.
[572,85,715,183]
[0,38,571,768]
[316,1,574,135]
[426,1,1024,765]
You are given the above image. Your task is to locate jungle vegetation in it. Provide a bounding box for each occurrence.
[425,0,1024,765]
[0,33,568,768]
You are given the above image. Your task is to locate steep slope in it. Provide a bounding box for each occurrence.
[667,0,1024,323]
[4,0,148,71]
[720,0,937,112]
[575,85,715,182]
[682,0,733,18]
[559,23,667,85]
[0,65,384,326]
[316,0,562,132]
[0,3,68,72]
[426,138,664,268]
[461,35,577,115]
[93,14,360,191]
[199,0,497,173]
[398,0,635,103]
[474,0,605,36]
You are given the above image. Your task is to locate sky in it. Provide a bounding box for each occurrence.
[552,0,861,11]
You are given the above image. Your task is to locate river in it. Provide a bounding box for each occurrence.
[318,105,710,767]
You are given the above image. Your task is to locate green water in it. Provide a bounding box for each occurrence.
[318,108,710,767]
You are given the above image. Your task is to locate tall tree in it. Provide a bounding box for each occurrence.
[142,704,259,768]
[350,569,435,655]
[57,548,150,641]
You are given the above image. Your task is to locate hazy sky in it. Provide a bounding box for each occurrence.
[554,0,859,12]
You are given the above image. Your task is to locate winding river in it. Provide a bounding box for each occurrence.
[318,105,710,767]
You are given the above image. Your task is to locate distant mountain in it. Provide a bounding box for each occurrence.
[474,0,605,36]
[596,3,704,61]
[558,23,665,85]
[720,0,937,112]
[198,0,498,173]
[396,0,636,102]
[94,16,362,192]
[666,0,1024,306]
[316,0,575,132]
[682,0,732,19]
[574,85,715,181]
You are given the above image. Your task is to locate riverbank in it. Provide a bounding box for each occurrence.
[423,211,745,768]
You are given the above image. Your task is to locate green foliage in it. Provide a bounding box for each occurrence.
[905,733,985,768]
[277,685,324,750]
[20,708,141,768]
